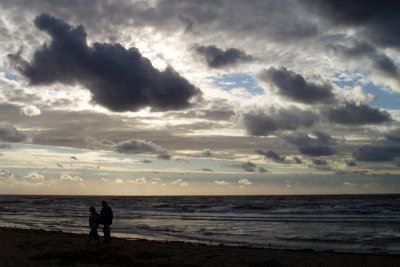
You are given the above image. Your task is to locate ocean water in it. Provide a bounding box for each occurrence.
[0,194,399,254]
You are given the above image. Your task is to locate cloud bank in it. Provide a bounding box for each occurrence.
[8,14,201,112]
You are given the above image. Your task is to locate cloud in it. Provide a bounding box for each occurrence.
[0,124,30,143]
[202,149,212,157]
[20,105,41,117]
[353,145,400,162]
[25,171,45,181]
[61,174,84,182]
[193,44,254,68]
[346,160,357,167]
[230,161,257,172]
[256,149,286,163]
[327,41,400,82]
[0,144,12,149]
[312,159,328,166]
[214,180,229,185]
[115,178,124,184]
[385,128,400,143]
[0,169,13,178]
[326,102,392,125]
[116,139,170,159]
[172,178,189,187]
[8,14,201,112]
[242,106,318,136]
[258,67,336,104]
[238,178,252,185]
[130,177,147,185]
[306,0,400,48]
[285,132,337,157]
[292,156,303,164]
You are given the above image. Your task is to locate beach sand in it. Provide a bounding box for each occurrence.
[1,227,399,267]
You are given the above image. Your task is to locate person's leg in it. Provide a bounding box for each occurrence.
[88,229,95,243]
[103,224,111,243]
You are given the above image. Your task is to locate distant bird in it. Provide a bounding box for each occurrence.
[57,163,64,168]
[71,156,78,160]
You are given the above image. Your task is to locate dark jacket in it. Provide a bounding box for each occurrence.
[99,205,113,225]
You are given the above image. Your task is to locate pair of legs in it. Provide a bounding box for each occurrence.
[88,228,99,243]
[103,224,111,243]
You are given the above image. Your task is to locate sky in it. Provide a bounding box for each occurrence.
[0,0,399,195]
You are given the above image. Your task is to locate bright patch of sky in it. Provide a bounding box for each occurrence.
[210,73,264,95]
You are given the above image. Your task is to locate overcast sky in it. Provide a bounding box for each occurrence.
[0,0,399,195]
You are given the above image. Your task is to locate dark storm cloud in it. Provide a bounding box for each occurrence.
[285,132,337,157]
[327,41,399,79]
[0,124,30,143]
[304,0,400,48]
[242,107,318,136]
[193,44,254,68]
[326,102,392,125]
[8,14,201,112]
[353,145,400,162]
[256,150,286,163]
[258,67,336,104]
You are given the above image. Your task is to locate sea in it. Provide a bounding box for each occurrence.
[0,194,399,254]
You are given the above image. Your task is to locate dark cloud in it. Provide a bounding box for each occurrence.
[258,167,269,173]
[305,0,400,48]
[327,41,399,79]
[326,102,392,125]
[0,124,30,143]
[285,132,337,157]
[229,161,257,172]
[242,107,318,136]
[353,145,400,162]
[116,139,169,159]
[0,144,12,149]
[256,150,286,163]
[8,14,201,112]
[346,160,357,167]
[202,149,212,157]
[312,159,328,166]
[292,157,303,164]
[193,44,254,68]
[258,67,336,104]
[385,128,400,143]
[157,154,171,160]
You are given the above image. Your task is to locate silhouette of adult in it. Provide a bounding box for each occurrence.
[99,200,113,244]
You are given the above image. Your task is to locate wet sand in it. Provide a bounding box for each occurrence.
[1,227,399,267]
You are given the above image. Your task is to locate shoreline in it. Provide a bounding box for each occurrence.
[2,227,399,267]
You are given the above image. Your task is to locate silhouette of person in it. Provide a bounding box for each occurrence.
[87,206,100,243]
[99,200,113,244]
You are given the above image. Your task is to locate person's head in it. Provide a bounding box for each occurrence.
[89,206,96,213]
[102,200,107,207]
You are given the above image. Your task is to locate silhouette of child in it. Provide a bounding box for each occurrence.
[88,206,100,243]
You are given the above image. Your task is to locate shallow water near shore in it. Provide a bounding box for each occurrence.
[1,194,399,254]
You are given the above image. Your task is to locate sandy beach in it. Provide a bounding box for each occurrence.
[1,227,399,267]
